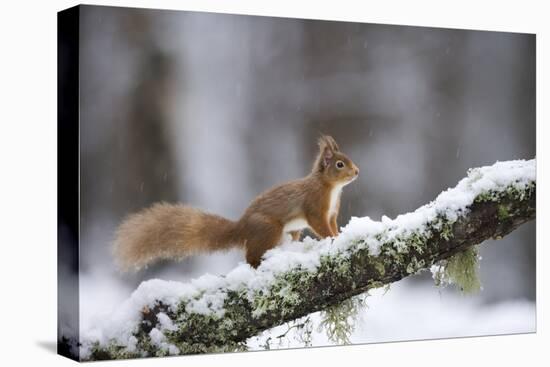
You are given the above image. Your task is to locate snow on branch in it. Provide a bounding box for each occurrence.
[80,159,536,360]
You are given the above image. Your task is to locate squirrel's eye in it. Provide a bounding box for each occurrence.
[336,161,345,169]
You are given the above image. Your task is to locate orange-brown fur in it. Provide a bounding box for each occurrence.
[113,135,359,270]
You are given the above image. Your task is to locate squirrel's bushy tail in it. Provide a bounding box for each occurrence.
[113,202,239,271]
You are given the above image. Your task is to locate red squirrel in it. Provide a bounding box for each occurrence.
[113,135,359,270]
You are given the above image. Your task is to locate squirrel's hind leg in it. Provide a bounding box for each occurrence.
[290,230,302,241]
[329,214,339,236]
[244,217,283,268]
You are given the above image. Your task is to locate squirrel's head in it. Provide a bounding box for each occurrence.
[313,135,360,185]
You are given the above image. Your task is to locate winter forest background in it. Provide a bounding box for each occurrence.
[69,5,535,346]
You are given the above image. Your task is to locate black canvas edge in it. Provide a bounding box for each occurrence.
[57,4,80,362]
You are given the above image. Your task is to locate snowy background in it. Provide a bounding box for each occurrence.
[70,5,535,347]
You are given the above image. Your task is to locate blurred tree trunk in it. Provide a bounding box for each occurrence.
[79,9,179,274]
[112,12,179,216]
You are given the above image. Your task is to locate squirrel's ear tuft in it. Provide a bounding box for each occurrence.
[317,135,338,169]
[318,135,340,153]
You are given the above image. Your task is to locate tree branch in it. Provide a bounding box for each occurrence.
[81,159,536,360]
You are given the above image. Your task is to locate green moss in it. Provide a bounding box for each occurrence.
[251,268,313,318]
[405,231,429,253]
[88,341,141,360]
[331,252,352,276]
[440,221,454,241]
[380,244,405,266]
[366,280,384,289]
[498,204,510,221]
[373,260,386,276]
[166,339,247,355]
[406,257,426,274]
[475,182,535,204]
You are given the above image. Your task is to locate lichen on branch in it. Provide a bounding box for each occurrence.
[431,246,482,294]
[78,159,536,361]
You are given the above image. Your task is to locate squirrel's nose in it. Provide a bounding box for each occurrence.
[354,167,360,176]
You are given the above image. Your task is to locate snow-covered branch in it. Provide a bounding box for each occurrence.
[80,159,536,360]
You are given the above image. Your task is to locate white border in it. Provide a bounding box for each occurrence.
[0,1,546,366]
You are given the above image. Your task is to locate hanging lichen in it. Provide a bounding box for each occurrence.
[318,293,368,344]
[268,316,313,348]
[432,246,481,294]
[294,317,314,347]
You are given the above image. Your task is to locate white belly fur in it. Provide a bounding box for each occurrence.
[328,183,345,216]
[282,183,346,236]
[283,217,309,233]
